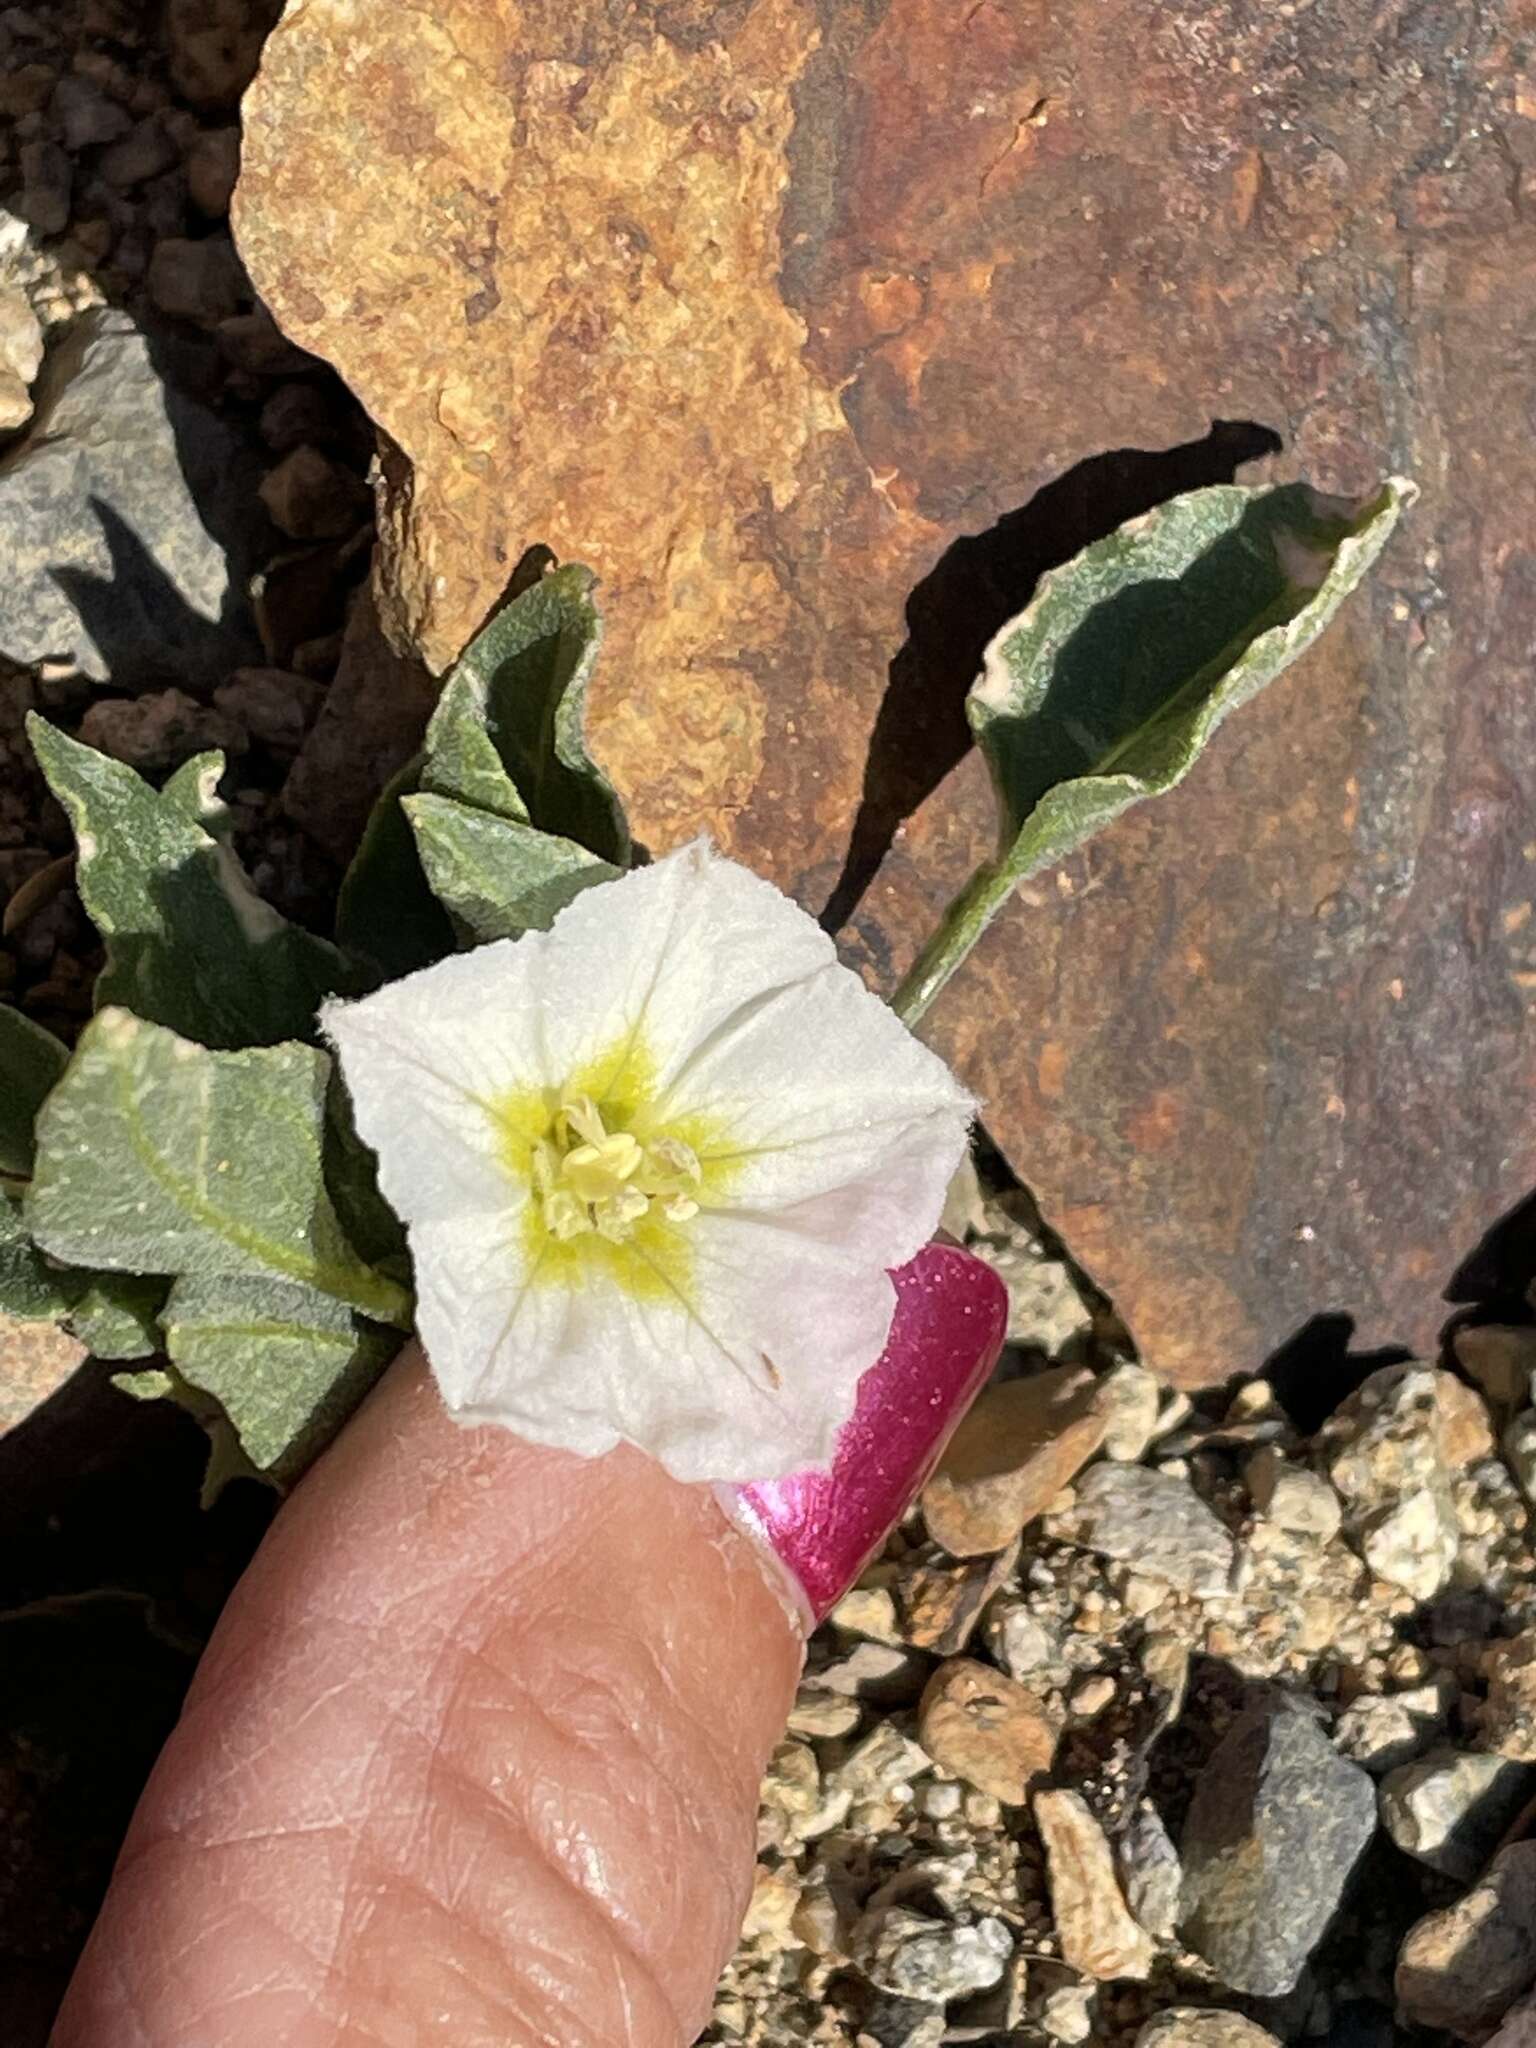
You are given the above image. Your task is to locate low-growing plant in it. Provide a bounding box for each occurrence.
[1,477,1411,1492]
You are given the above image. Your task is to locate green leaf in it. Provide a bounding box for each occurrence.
[426,565,630,864]
[28,717,351,1049]
[322,1067,408,1274]
[404,793,621,942]
[0,1187,75,1320]
[0,1004,67,1179]
[160,750,232,837]
[334,754,457,982]
[110,1360,265,1506]
[162,1273,400,1484]
[65,1273,168,1360]
[421,693,528,822]
[26,1008,412,1329]
[892,477,1414,1025]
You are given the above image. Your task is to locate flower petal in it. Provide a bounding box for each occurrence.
[525,839,833,1097]
[417,1202,896,1482]
[321,944,549,1222]
[409,1209,626,1457]
[326,838,977,1483]
[663,956,974,1246]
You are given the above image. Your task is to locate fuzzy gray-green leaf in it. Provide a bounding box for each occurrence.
[162,1273,400,1482]
[65,1272,168,1360]
[28,716,350,1048]
[891,477,1413,1027]
[972,478,1413,869]
[421,691,528,821]
[26,1008,411,1329]
[428,565,630,864]
[334,754,456,981]
[0,1186,74,1320]
[404,793,621,942]
[161,749,232,836]
[0,1003,67,1179]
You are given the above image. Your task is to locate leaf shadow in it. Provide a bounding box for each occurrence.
[819,419,1283,934]
[20,312,274,696]
[50,495,262,697]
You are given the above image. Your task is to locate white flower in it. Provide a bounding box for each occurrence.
[323,841,973,1482]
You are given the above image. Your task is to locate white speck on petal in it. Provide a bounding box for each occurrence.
[322,840,975,1483]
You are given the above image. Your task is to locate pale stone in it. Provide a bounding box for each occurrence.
[0,285,43,391]
[917,1657,1057,1805]
[829,1583,902,1645]
[1117,1803,1182,1944]
[1505,1411,1536,1505]
[1480,1635,1536,1762]
[1071,1675,1117,1718]
[826,1722,931,1803]
[785,1686,860,1739]
[741,1864,801,1943]
[1436,1372,1497,1464]
[1135,2013,1281,2047]
[853,1907,1013,2002]
[1035,1788,1154,1981]
[1360,1484,1458,1600]
[1098,1362,1163,1461]
[1246,1446,1342,1539]
[983,1599,1056,1679]
[1043,1985,1097,2042]
[1057,1464,1235,1596]
[0,368,32,433]
[1380,1747,1536,1882]
[1332,1677,1454,1773]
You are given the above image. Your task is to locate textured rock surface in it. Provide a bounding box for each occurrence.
[1179,1697,1376,1996]
[1332,1678,1455,1774]
[1458,1327,1536,1432]
[916,1656,1057,1805]
[1116,1803,1181,1944]
[1379,1747,1536,1882]
[1135,2015,1281,2048]
[237,0,1536,1386]
[1479,1635,1536,1763]
[851,1907,1012,2002]
[1489,1994,1536,2048]
[1396,1842,1536,2038]
[1034,1788,1153,1981]
[0,1316,84,1435]
[1323,1364,1463,1598]
[0,308,265,688]
[920,1367,1106,1557]
[1056,1464,1234,1595]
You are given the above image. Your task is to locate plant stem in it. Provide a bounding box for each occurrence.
[889,861,1017,1031]
[353,1271,415,1331]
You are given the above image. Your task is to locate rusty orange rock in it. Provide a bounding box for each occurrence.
[237,0,1536,1384]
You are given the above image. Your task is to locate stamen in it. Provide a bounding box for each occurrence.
[536,1089,705,1245]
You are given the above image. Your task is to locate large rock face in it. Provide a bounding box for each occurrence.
[236,0,1536,1382]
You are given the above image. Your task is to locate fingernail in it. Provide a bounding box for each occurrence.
[720,1242,1008,1627]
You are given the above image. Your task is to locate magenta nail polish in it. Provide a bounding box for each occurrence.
[722,1243,1008,1626]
